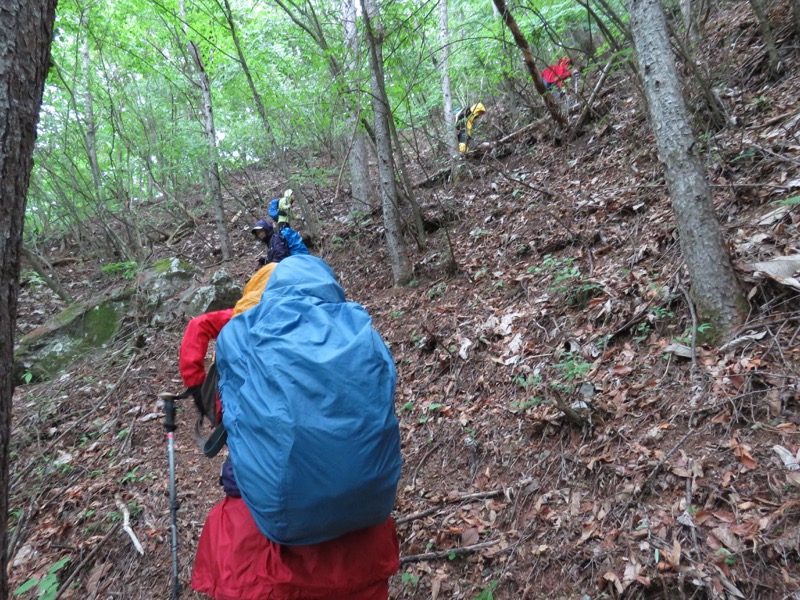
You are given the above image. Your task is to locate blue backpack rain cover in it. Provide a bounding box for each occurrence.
[215,255,402,545]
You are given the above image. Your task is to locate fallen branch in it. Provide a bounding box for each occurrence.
[53,522,121,600]
[395,489,505,525]
[400,539,502,565]
[115,495,144,555]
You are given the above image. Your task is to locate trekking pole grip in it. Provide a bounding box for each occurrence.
[160,392,183,433]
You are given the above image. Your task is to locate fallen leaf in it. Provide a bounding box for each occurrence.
[773,445,800,471]
[602,571,624,594]
[461,527,480,546]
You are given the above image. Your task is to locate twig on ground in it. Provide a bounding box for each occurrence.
[115,495,144,555]
[53,522,121,600]
[632,428,695,502]
[678,283,698,373]
[11,353,138,490]
[400,539,503,565]
[411,442,442,490]
[395,489,505,525]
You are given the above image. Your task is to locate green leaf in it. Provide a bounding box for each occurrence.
[13,578,39,595]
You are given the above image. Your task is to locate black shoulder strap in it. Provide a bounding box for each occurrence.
[203,423,227,458]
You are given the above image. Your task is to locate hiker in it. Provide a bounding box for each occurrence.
[180,256,401,600]
[269,188,294,231]
[454,102,486,153]
[251,218,309,267]
[542,57,572,93]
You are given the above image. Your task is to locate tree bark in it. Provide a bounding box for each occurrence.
[0,4,57,596]
[439,0,461,166]
[342,0,377,209]
[628,0,747,341]
[746,0,781,76]
[492,0,566,127]
[363,0,412,286]
[186,40,231,260]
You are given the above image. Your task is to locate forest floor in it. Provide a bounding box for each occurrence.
[9,4,800,600]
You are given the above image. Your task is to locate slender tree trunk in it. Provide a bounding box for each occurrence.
[186,41,231,260]
[792,0,800,39]
[0,4,57,597]
[629,0,747,341]
[362,0,412,286]
[342,0,377,209]
[219,0,322,240]
[492,0,566,127]
[81,36,102,190]
[747,0,781,75]
[440,0,460,166]
[20,247,73,303]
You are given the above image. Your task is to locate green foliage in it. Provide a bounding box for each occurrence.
[21,270,46,288]
[554,352,592,382]
[772,194,800,207]
[428,283,447,299]
[101,261,138,280]
[473,580,500,600]
[14,556,70,600]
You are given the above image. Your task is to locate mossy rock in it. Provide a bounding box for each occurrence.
[15,296,129,383]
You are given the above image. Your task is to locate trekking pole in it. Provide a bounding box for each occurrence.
[160,391,189,600]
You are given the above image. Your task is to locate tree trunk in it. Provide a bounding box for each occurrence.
[492,0,567,127]
[0,4,57,597]
[20,247,73,304]
[792,0,800,39]
[362,0,412,286]
[81,36,102,190]
[440,0,460,166]
[186,40,231,260]
[628,0,747,341]
[342,0,377,209]
[747,0,781,76]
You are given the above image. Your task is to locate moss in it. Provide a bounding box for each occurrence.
[152,257,194,274]
[81,302,125,346]
[14,299,127,383]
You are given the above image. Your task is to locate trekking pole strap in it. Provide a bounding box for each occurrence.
[203,423,228,458]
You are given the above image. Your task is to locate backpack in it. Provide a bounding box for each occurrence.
[267,230,290,263]
[215,255,402,546]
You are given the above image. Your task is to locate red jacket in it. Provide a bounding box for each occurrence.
[542,58,572,88]
[191,498,399,600]
[179,309,233,388]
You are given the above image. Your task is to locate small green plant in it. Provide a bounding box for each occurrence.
[512,373,542,389]
[401,402,414,413]
[554,352,592,382]
[14,556,70,600]
[772,194,800,207]
[633,322,652,343]
[119,466,157,484]
[22,370,34,384]
[400,572,420,586]
[330,235,345,249]
[387,310,405,320]
[650,306,674,320]
[510,397,544,412]
[21,270,46,288]
[473,580,500,600]
[101,261,138,280]
[427,283,446,299]
[470,228,491,239]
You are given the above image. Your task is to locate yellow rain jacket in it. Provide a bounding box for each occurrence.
[455,102,486,153]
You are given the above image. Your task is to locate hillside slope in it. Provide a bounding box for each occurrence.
[9,5,800,599]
